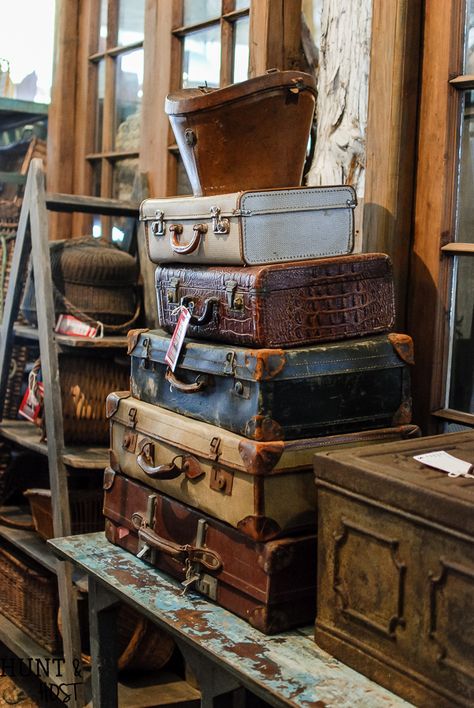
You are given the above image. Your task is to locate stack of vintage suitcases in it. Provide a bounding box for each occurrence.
[103,70,419,634]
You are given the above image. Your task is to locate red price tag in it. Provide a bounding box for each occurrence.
[55,314,98,338]
[18,380,44,422]
[165,307,191,372]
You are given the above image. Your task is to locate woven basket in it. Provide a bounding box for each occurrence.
[21,237,141,334]
[0,543,61,654]
[24,488,104,540]
[59,601,175,672]
[29,354,129,445]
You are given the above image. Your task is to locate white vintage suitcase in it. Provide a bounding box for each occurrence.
[141,186,356,266]
[107,392,418,542]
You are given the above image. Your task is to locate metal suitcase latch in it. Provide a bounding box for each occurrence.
[134,494,157,561]
[167,277,180,304]
[224,280,243,310]
[210,205,230,234]
[151,210,165,237]
[181,519,219,599]
[122,430,138,453]
[128,407,138,429]
[210,466,234,496]
[223,350,236,374]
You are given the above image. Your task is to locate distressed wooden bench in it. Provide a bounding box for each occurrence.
[49,532,412,708]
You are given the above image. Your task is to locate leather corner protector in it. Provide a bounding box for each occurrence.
[238,440,285,475]
[237,515,281,542]
[392,399,413,426]
[126,327,150,355]
[244,416,284,442]
[109,448,120,472]
[388,333,415,365]
[105,390,130,419]
[103,467,116,491]
[246,349,286,381]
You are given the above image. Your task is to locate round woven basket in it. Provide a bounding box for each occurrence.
[21,237,141,333]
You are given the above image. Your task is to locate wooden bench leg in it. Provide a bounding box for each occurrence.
[177,641,242,707]
[88,578,120,708]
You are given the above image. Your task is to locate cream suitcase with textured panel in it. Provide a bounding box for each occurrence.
[107,392,419,542]
[140,186,356,266]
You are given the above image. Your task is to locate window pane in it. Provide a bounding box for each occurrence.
[118,0,145,47]
[176,156,193,195]
[456,90,474,244]
[182,26,221,88]
[91,161,102,197]
[98,0,108,52]
[95,61,106,152]
[183,0,221,25]
[113,157,139,201]
[234,0,250,9]
[0,0,56,103]
[466,0,474,72]
[447,255,474,413]
[232,16,249,84]
[114,49,144,150]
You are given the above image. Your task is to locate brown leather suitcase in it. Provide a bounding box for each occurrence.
[108,390,419,541]
[103,468,317,634]
[314,431,474,707]
[165,70,316,197]
[155,254,395,347]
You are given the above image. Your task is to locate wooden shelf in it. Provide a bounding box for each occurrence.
[0,421,109,469]
[14,324,129,349]
[112,673,200,708]
[0,506,89,591]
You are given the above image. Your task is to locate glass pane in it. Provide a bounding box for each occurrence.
[234,0,249,9]
[447,255,474,413]
[118,0,145,46]
[456,90,474,244]
[183,0,221,25]
[0,0,56,103]
[465,0,474,72]
[182,26,221,88]
[91,161,102,197]
[113,157,139,201]
[176,156,193,195]
[114,49,144,150]
[95,61,106,152]
[98,0,108,52]
[232,16,249,84]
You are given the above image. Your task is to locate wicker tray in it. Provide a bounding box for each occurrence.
[24,488,104,540]
[0,542,61,654]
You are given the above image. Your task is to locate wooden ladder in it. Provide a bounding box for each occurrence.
[0,158,138,706]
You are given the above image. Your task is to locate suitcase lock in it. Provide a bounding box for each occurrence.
[182,519,218,599]
[151,210,165,237]
[210,206,230,234]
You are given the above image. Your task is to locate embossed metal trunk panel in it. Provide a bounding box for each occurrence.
[130,330,412,440]
[155,255,395,348]
[103,469,317,634]
[314,431,474,707]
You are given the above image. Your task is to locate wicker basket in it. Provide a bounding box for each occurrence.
[20,237,141,334]
[59,601,176,673]
[27,354,129,445]
[24,488,104,540]
[0,542,61,654]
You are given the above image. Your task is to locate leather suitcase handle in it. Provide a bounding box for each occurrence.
[137,442,204,480]
[170,223,207,254]
[180,296,218,326]
[165,368,210,393]
[138,525,222,571]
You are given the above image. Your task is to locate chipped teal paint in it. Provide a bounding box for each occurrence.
[49,532,412,708]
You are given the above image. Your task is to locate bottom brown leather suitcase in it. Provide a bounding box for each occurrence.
[103,468,317,634]
[314,430,474,707]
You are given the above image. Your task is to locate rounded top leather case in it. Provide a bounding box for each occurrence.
[165,70,317,197]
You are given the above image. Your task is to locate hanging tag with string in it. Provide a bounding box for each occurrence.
[165,305,192,372]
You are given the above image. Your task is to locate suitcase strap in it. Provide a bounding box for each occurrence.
[137,525,222,571]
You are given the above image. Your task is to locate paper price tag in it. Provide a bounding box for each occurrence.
[414,450,474,478]
[55,314,98,338]
[18,380,44,422]
[165,307,191,372]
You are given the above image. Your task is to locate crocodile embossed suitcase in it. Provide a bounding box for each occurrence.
[314,431,474,708]
[141,186,356,266]
[128,330,413,440]
[103,468,317,634]
[108,390,419,540]
[155,254,395,348]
